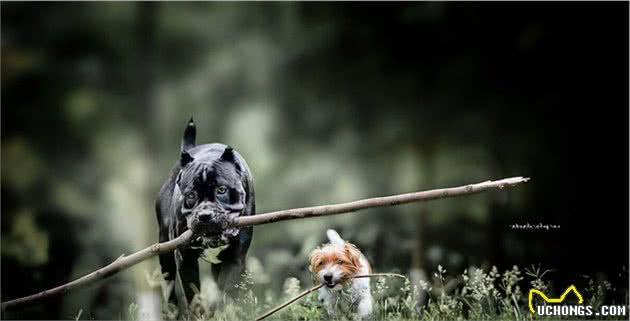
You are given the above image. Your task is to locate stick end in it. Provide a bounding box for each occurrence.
[503,176,531,185]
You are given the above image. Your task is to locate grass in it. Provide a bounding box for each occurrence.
[127,264,628,321]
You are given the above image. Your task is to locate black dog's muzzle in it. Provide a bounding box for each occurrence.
[190,203,225,233]
[186,202,241,248]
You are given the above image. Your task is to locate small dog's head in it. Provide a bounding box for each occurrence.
[175,120,248,247]
[309,242,363,288]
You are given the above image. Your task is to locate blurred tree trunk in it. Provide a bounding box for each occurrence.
[410,143,436,308]
[487,155,509,266]
[133,3,162,320]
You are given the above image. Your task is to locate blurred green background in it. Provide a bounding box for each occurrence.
[1,2,628,319]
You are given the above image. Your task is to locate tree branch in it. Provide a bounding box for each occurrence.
[236,176,530,227]
[255,273,409,320]
[1,176,529,311]
[255,283,325,321]
[1,230,194,312]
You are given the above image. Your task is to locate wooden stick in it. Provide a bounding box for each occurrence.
[352,273,407,280]
[1,176,529,311]
[0,230,194,311]
[236,177,530,227]
[255,284,325,321]
[255,273,409,321]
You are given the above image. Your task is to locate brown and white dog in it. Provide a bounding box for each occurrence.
[309,229,373,320]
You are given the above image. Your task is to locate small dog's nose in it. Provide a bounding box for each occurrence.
[324,273,333,282]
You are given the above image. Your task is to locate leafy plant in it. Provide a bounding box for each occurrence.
[116,264,627,321]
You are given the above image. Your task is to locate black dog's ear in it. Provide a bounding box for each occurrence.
[220,146,235,162]
[181,117,196,153]
[181,150,194,167]
[221,146,241,171]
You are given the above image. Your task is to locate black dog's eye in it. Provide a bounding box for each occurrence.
[184,192,197,208]
[216,186,228,195]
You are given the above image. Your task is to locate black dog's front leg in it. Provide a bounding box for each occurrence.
[211,238,249,300]
[212,258,246,300]
[173,249,202,312]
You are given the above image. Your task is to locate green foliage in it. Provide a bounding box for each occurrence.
[131,264,627,321]
[73,309,82,321]
[1,210,49,266]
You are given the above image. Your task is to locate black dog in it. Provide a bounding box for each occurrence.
[155,118,255,311]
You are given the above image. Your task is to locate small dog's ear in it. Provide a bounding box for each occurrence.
[181,117,196,152]
[308,249,320,273]
[181,150,194,167]
[344,243,362,269]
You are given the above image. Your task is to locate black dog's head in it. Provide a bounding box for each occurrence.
[174,120,249,247]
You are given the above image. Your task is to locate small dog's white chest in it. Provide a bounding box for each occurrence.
[318,280,372,320]
[319,286,355,313]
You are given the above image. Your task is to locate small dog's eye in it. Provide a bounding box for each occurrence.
[216,186,228,195]
[186,192,196,199]
[337,259,343,264]
[318,261,324,266]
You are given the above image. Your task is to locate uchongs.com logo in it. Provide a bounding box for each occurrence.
[528,285,627,317]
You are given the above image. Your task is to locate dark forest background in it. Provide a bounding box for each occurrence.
[1,2,628,319]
